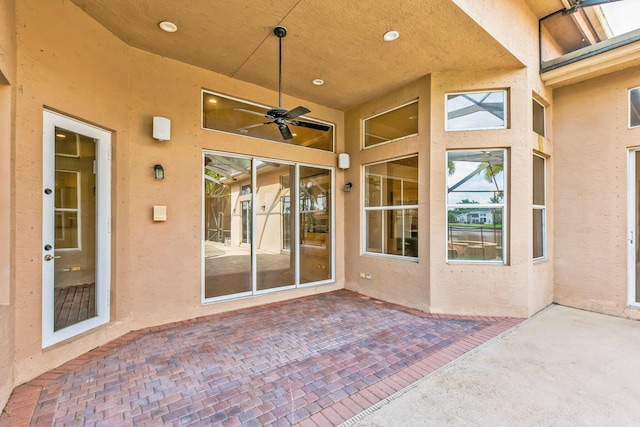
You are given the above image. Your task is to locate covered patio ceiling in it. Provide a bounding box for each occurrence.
[69,0,530,111]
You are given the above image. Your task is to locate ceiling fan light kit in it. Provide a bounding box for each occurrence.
[236,25,331,140]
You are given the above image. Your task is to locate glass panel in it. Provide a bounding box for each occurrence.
[636,151,640,303]
[282,196,291,250]
[446,91,506,131]
[365,156,419,207]
[533,99,545,137]
[533,155,545,206]
[203,154,252,298]
[54,128,79,157]
[55,171,78,209]
[541,1,640,72]
[53,130,96,331]
[447,150,505,262]
[630,87,640,128]
[447,208,503,261]
[364,101,418,147]
[300,166,332,284]
[256,163,295,291]
[366,210,383,253]
[203,91,334,151]
[447,150,505,205]
[533,208,544,259]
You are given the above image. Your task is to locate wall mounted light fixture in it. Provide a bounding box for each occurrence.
[154,164,165,179]
[344,182,353,192]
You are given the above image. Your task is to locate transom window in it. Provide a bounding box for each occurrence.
[363,101,418,148]
[364,156,418,259]
[202,90,334,152]
[445,90,507,131]
[447,150,506,263]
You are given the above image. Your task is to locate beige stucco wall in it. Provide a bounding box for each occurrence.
[554,66,640,320]
[0,0,16,411]
[12,0,344,386]
[344,78,431,311]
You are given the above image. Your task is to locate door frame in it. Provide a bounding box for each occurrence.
[628,149,640,308]
[42,110,112,348]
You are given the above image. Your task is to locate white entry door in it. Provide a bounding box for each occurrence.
[42,110,111,348]
[628,150,640,308]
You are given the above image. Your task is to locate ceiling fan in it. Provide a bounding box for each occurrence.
[237,26,331,140]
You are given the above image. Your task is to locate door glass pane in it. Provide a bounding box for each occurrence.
[636,152,640,303]
[53,129,97,331]
[203,154,252,298]
[256,163,295,291]
[300,167,332,284]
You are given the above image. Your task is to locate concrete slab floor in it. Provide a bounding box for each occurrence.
[345,304,640,427]
[0,290,520,426]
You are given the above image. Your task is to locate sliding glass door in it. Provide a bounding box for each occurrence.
[203,152,334,302]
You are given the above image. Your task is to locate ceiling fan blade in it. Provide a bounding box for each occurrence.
[234,108,269,118]
[289,120,331,131]
[238,122,272,131]
[285,106,311,120]
[279,124,293,140]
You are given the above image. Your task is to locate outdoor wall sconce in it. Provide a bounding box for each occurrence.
[261,205,266,211]
[154,164,165,179]
[344,182,352,192]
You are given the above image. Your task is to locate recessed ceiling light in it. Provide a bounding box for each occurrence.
[383,30,399,42]
[239,129,248,134]
[312,79,324,86]
[55,133,66,138]
[208,98,218,103]
[159,21,178,33]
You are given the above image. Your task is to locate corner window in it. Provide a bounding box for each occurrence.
[202,91,334,152]
[630,87,640,129]
[364,156,418,259]
[445,90,507,131]
[533,99,546,137]
[533,154,546,260]
[363,101,418,148]
[447,150,506,263]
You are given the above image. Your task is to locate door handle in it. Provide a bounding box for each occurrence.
[44,254,61,261]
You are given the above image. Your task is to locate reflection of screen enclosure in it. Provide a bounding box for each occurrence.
[447,150,505,262]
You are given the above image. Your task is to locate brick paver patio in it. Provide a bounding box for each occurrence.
[1,290,522,426]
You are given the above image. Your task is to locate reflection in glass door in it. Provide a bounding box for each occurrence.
[256,163,295,291]
[42,111,111,347]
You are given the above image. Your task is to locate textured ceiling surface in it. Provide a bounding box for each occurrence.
[69,0,542,111]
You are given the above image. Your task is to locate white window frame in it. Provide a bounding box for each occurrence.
[362,155,419,261]
[445,90,508,131]
[363,100,419,149]
[446,149,507,264]
[533,153,546,261]
[629,86,640,129]
[532,98,546,137]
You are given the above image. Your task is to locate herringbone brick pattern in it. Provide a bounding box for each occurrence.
[1,291,521,426]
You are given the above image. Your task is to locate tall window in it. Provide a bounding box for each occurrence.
[447,150,506,263]
[533,154,546,260]
[364,156,418,259]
